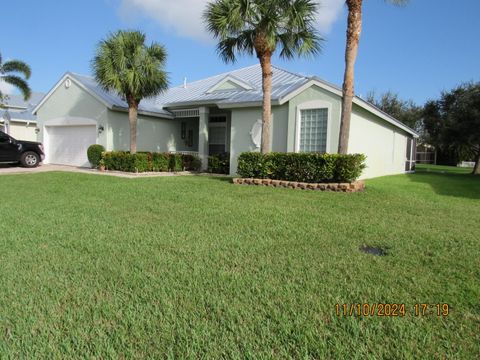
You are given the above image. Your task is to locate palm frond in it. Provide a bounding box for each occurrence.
[1,75,32,100]
[204,0,322,61]
[92,30,169,103]
[1,60,32,79]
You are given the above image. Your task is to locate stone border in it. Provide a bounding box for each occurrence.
[232,178,365,192]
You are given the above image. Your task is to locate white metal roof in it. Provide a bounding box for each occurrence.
[34,64,419,136]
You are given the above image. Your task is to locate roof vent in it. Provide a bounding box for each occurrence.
[65,79,72,89]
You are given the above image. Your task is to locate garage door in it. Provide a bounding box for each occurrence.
[46,125,97,167]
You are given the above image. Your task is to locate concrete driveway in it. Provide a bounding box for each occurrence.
[0,164,94,175]
[0,163,218,179]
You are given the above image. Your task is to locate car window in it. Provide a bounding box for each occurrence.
[0,133,10,143]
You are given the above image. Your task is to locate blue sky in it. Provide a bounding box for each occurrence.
[1,0,479,104]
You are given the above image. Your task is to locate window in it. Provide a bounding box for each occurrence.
[299,108,328,153]
[0,132,10,143]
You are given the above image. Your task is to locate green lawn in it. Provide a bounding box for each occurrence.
[0,168,479,358]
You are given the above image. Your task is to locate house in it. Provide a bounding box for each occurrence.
[33,65,418,178]
[1,93,44,141]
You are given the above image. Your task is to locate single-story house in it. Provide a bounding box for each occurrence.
[1,93,44,141]
[33,64,418,178]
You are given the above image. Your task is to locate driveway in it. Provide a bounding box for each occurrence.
[0,164,95,175]
[0,164,221,179]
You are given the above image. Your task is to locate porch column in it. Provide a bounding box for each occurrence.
[198,107,209,171]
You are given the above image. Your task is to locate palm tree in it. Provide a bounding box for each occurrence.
[338,0,408,154]
[0,52,32,103]
[204,0,322,153]
[92,30,169,154]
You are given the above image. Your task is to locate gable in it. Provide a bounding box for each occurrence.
[35,76,107,121]
[206,75,254,94]
[216,80,246,91]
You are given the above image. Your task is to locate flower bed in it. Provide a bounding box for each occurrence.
[233,178,365,192]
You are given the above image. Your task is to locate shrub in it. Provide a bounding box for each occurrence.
[237,152,366,183]
[169,154,183,172]
[182,154,202,171]
[101,151,203,173]
[208,153,230,174]
[151,153,169,172]
[87,144,105,168]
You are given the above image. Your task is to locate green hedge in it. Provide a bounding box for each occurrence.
[87,144,105,168]
[102,151,201,173]
[237,152,366,183]
[208,153,230,174]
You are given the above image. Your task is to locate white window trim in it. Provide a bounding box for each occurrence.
[295,100,332,153]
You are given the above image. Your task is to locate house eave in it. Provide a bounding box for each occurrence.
[110,105,174,119]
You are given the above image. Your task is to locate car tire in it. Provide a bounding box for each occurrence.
[20,151,40,168]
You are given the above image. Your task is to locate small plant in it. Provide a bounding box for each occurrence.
[208,153,230,174]
[182,154,202,171]
[87,144,106,168]
[98,159,106,171]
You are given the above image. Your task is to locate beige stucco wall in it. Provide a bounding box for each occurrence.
[229,104,288,175]
[6,122,37,141]
[36,77,182,153]
[349,104,410,179]
[228,84,413,179]
[287,85,342,153]
[35,79,107,146]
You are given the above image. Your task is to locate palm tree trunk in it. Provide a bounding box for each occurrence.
[338,0,363,154]
[473,150,480,175]
[259,53,273,154]
[127,97,138,154]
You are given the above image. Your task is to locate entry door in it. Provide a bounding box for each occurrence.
[209,115,227,155]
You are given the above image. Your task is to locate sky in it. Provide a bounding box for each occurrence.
[1,0,479,105]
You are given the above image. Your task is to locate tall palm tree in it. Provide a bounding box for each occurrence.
[204,0,322,153]
[0,52,32,103]
[92,30,169,154]
[338,0,407,154]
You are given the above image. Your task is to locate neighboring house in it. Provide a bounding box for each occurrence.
[1,93,44,141]
[33,65,418,178]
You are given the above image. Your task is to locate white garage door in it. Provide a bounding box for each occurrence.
[46,125,97,167]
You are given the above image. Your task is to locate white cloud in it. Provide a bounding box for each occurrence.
[118,0,344,42]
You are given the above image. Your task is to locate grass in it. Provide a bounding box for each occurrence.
[0,167,479,358]
[416,163,474,174]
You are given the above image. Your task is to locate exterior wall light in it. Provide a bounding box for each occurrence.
[98,125,105,134]
[35,127,40,134]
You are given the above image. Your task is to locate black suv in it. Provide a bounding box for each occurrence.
[0,130,44,167]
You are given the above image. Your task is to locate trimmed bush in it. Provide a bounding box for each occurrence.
[237,152,366,183]
[87,144,105,168]
[169,154,183,172]
[208,153,230,174]
[151,153,169,172]
[182,154,202,171]
[101,151,201,173]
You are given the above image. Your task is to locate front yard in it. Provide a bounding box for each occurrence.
[0,167,478,358]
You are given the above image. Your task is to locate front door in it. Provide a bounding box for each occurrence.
[0,132,19,162]
[208,115,227,155]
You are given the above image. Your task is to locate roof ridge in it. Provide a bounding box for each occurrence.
[170,63,260,89]
[271,64,308,80]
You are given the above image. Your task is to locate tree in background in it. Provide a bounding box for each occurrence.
[92,30,169,154]
[0,52,32,104]
[366,91,423,131]
[337,0,408,154]
[422,83,480,174]
[204,0,322,153]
